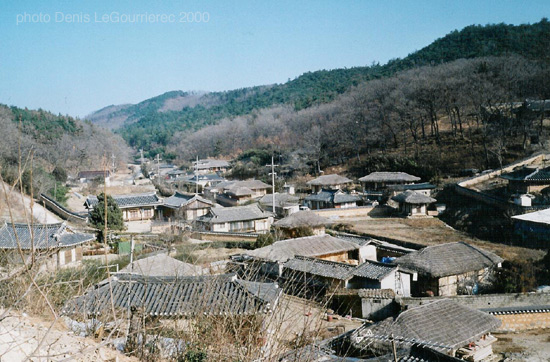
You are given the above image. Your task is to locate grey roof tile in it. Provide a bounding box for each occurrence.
[86,192,162,209]
[391,190,436,204]
[198,204,272,223]
[63,274,281,317]
[163,192,213,209]
[0,222,94,250]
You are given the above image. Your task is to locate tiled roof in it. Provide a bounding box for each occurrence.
[351,299,501,352]
[273,210,331,228]
[305,189,361,204]
[284,256,355,280]
[482,305,550,315]
[391,190,436,205]
[222,180,271,191]
[307,174,352,186]
[387,183,436,192]
[198,204,272,223]
[85,192,162,209]
[357,289,395,299]
[352,260,396,280]
[259,193,299,208]
[63,274,281,317]
[163,192,213,209]
[394,242,503,278]
[193,159,230,170]
[501,166,550,181]
[118,253,202,277]
[244,234,359,263]
[0,222,94,250]
[359,172,421,183]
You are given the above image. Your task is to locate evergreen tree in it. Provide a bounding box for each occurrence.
[89,193,124,241]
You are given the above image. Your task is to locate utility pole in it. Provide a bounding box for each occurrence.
[265,156,279,214]
[111,153,116,174]
[195,155,199,195]
[155,154,162,180]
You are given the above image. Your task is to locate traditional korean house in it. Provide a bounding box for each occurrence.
[511,208,550,248]
[237,234,376,278]
[350,299,501,361]
[385,182,436,198]
[394,242,503,296]
[273,210,331,238]
[258,193,300,217]
[305,189,361,210]
[63,273,281,321]
[501,166,550,193]
[84,192,163,222]
[196,204,273,233]
[391,190,436,216]
[214,180,272,206]
[359,172,420,192]
[306,174,353,193]
[192,158,230,174]
[161,191,214,220]
[282,255,411,296]
[0,221,94,269]
[118,253,203,277]
[359,172,420,201]
[77,170,111,186]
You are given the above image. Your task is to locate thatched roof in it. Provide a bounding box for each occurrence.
[244,234,358,263]
[118,253,202,277]
[273,210,331,229]
[351,299,501,352]
[391,190,436,205]
[306,174,352,186]
[359,172,420,183]
[394,242,503,278]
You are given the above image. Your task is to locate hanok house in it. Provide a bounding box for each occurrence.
[306,174,352,193]
[391,190,436,217]
[196,204,273,233]
[350,299,501,361]
[283,255,411,296]
[359,171,421,200]
[394,242,503,297]
[501,166,550,194]
[192,158,230,174]
[214,180,272,206]
[77,170,111,186]
[511,208,550,248]
[63,274,282,354]
[258,192,300,217]
[305,189,361,210]
[386,182,436,198]
[237,234,376,278]
[0,222,94,268]
[84,192,162,222]
[273,210,331,238]
[160,191,214,221]
[118,253,203,277]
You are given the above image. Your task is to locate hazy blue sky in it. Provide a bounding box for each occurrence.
[0,1,548,117]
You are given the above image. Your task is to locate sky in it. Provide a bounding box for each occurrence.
[0,1,549,118]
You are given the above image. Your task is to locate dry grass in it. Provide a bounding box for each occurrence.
[347,217,545,262]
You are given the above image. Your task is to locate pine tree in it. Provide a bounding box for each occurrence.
[89,193,124,242]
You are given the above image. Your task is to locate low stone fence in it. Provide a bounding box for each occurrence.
[312,206,390,219]
[190,231,258,242]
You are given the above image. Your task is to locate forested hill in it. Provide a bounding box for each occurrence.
[0,105,130,203]
[87,19,550,157]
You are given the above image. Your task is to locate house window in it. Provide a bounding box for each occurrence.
[129,210,139,220]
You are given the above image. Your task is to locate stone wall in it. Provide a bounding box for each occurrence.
[495,311,550,332]
[398,292,550,310]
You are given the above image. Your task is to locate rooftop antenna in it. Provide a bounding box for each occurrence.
[266,156,279,214]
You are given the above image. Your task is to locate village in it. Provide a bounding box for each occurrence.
[1,151,548,362]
